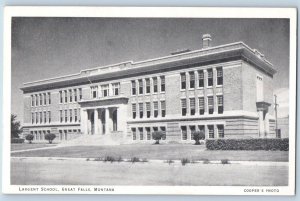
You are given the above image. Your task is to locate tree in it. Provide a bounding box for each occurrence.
[192,131,205,145]
[152,131,165,144]
[25,134,34,144]
[11,114,22,139]
[45,133,56,144]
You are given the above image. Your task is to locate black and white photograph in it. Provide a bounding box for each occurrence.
[2,7,296,195]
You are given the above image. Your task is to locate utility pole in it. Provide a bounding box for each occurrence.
[274,94,279,137]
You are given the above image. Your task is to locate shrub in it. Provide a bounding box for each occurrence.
[11,138,25,144]
[221,159,230,164]
[192,131,205,145]
[181,158,190,166]
[166,159,174,165]
[130,157,140,163]
[152,131,165,144]
[25,134,34,144]
[116,156,123,162]
[94,157,101,161]
[86,158,90,161]
[103,156,115,163]
[202,158,210,164]
[45,133,56,144]
[206,138,289,151]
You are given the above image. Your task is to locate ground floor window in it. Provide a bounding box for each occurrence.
[181,126,187,140]
[217,125,224,138]
[208,125,214,138]
[132,128,136,140]
[189,125,196,140]
[160,126,166,140]
[139,127,143,140]
[146,127,151,140]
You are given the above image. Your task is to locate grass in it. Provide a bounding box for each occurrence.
[11,143,56,151]
[11,144,288,162]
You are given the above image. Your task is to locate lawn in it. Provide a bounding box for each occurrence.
[11,143,57,151]
[11,144,288,162]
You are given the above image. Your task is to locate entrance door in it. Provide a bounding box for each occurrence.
[101,110,106,134]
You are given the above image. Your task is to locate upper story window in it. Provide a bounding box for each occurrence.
[217,67,223,85]
[146,102,151,118]
[207,69,213,87]
[69,109,73,122]
[217,95,224,114]
[74,109,78,122]
[101,85,109,97]
[160,76,165,92]
[35,95,38,106]
[153,101,158,118]
[198,70,204,88]
[43,93,47,105]
[139,103,144,118]
[69,89,73,102]
[132,103,136,119]
[190,98,195,115]
[199,97,205,115]
[64,90,68,103]
[39,111,42,123]
[131,81,136,95]
[180,73,186,90]
[31,95,34,107]
[74,89,77,102]
[39,94,43,106]
[59,91,63,103]
[31,112,34,124]
[112,83,120,96]
[161,100,166,117]
[79,88,82,100]
[44,111,46,123]
[65,109,68,122]
[181,99,187,116]
[48,111,51,123]
[48,92,51,105]
[91,86,98,99]
[145,78,151,94]
[138,79,143,95]
[153,77,158,93]
[60,110,63,123]
[208,96,214,114]
[189,72,195,89]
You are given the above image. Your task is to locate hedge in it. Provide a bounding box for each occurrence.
[11,138,25,144]
[206,138,289,151]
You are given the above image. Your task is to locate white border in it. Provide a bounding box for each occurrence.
[2,6,297,195]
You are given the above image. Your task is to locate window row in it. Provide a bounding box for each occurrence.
[29,130,50,141]
[131,126,166,141]
[31,92,51,107]
[59,88,82,104]
[59,108,80,123]
[180,67,223,90]
[131,76,165,96]
[90,83,120,99]
[31,111,51,124]
[58,129,81,140]
[181,95,223,116]
[181,124,224,140]
[132,101,166,119]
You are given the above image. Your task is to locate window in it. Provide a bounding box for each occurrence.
[181,126,187,140]
[43,93,47,105]
[31,112,34,124]
[40,112,42,123]
[180,73,186,89]
[189,72,195,89]
[199,97,205,115]
[60,110,63,123]
[198,125,205,138]
[79,88,82,100]
[146,102,151,118]
[91,86,98,99]
[161,127,166,140]
[39,94,42,105]
[217,67,223,85]
[138,79,143,94]
[132,103,137,119]
[181,99,187,116]
[217,95,224,114]
[153,101,158,117]
[207,69,213,87]
[218,125,224,138]
[132,128,137,140]
[139,103,143,118]
[65,110,68,122]
[31,95,34,107]
[74,89,77,102]
[161,101,166,117]
[69,109,73,122]
[208,96,214,114]
[74,109,78,122]
[48,111,51,123]
[160,76,165,92]
[36,112,39,123]
[44,111,46,123]
[35,95,38,106]
[153,127,158,132]
[131,81,136,95]
[139,127,143,140]
[190,125,196,140]
[153,77,158,93]
[146,78,150,94]
[64,90,68,103]
[198,70,204,87]
[69,89,73,102]
[146,127,151,140]
[112,83,120,96]
[59,91,63,103]
[190,98,195,115]
[208,125,214,138]
[101,85,109,97]
[48,92,51,104]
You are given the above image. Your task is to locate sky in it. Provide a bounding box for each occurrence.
[11,17,290,124]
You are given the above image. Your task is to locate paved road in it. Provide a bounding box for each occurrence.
[11,158,288,186]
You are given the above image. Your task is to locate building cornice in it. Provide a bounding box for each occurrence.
[21,42,276,93]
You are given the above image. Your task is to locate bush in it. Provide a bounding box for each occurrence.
[152,131,165,144]
[130,157,140,163]
[11,138,25,144]
[45,133,56,144]
[221,159,230,164]
[103,156,115,163]
[206,138,289,151]
[25,134,34,144]
[202,158,210,164]
[165,159,174,165]
[192,131,205,145]
[181,158,190,166]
